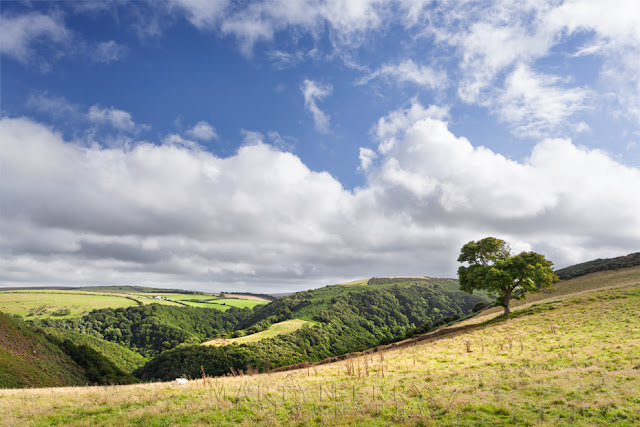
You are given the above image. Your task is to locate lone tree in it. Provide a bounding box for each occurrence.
[457,237,558,315]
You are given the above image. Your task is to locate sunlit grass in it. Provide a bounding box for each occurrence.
[0,290,267,319]
[3,283,639,425]
[202,319,316,346]
[0,291,139,319]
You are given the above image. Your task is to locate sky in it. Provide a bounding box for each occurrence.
[1,0,639,293]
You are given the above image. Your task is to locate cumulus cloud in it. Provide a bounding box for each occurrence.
[373,100,449,154]
[301,79,333,133]
[0,12,69,64]
[2,108,639,291]
[358,147,377,171]
[186,121,218,141]
[357,59,447,89]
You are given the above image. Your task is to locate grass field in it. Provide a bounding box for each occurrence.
[0,291,141,319]
[0,289,266,319]
[141,294,267,310]
[202,319,316,346]
[466,264,640,323]
[2,273,638,425]
[336,278,370,286]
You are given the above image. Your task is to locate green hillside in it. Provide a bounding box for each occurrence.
[135,279,486,380]
[28,303,255,357]
[40,328,148,372]
[470,264,640,319]
[3,279,639,425]
[0,312,88,388]
[237,277,488,329]
[555,251,640,280]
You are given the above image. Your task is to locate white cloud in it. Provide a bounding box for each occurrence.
[0,12,69,64]
[373,100,449,154]
[169,0,230,29]
[0,117,353,290]
[186,121,218,141]
[87,105,143,132]
[497,64,591,138]
[2,110,639,291]
[358,147,377,171]
[267,131,297,151]
[357,59,447,89]
[172,0,389,55]
[301,79,333,133]
[367,102,640,242]
[410,0,640,133]
[91,40,127,64]
[163,134,201,150]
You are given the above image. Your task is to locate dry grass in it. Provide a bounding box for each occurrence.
[2,283,639,426]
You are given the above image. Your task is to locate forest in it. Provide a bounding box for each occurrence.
[135,283,485,380]
[26,304,254,357]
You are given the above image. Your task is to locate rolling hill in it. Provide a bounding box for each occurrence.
[0,288,267,320]
[0,312,88,388]
[2,270,639,425]
[135,278,487,380]
[555,251,640,280]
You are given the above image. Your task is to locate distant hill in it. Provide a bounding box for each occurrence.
[555,252,640,280]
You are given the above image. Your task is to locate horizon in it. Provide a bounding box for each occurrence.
[1,1,639,293]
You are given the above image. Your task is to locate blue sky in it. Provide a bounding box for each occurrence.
[1,0,640,292]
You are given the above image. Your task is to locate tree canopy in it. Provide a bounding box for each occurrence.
[457,237,558,315]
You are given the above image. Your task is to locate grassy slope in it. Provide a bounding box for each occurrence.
[0,313,88,389]
[467,264,640,322]
[1,278,638,425]
[41,328,148,373]
[202,319,316,346]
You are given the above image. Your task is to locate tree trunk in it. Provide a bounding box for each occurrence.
[503,288,512,315]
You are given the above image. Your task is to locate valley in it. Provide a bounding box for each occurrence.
[1,254,639,425]
[1,271,639,425]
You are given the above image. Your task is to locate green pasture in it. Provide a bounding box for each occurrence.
[3,282,639,425]
[203,319,315,346]
[0,291,140,319]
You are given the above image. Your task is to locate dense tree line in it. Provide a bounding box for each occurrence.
[236,290,313,330]
[27,304,253,357]
[555,252,640,280]
[136,284,484,380]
